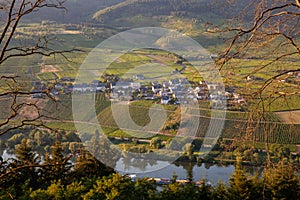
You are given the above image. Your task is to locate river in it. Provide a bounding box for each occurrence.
[128,162,235,184]
[1,150,260,185]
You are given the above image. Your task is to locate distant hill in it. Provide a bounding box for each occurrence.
[24,0,252,26]
[89,0,254,50]
[92,0,249,26]
[24,0,124,23]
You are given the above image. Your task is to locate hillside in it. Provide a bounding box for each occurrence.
[89,0,254,51]
[92,0,251,26]
[24,0,124,23]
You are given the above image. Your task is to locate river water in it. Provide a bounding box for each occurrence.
[129,162,236,184]
[2,150,259,184]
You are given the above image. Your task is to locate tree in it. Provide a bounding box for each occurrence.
[15,139,39,164]
[263,159,300,199]
[30,180,64,200]
[228,157,262,200]
[0,139,40,197]
[0,0,78,135]
[213,182,229,200]
[82,173,135,200]
[182,143,195,160]
[73,148,114,179]
[150,137,162,149]
[159,180,213,200]
[39,142,72,185]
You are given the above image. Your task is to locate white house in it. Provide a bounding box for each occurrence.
[134,74,145,80]
[131,82,141,89]
[161,95,170,104]
[73,84,93,92]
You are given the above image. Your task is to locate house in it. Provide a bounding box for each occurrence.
[233,93,241,99]
[92,80,101,85]
[109,82,117,90]
[134,74,145,80]
[225,92,233,99]
[66,85,74,93]
[179,78,189,84]
[114,81,132,90]
[247,75,256,81]
[51,89,58,96]
[296,145,300,153]
[170,85,186,93]
[96,83,106,92]
[288,71,300,78]
[174,59,183,64]
[73,83,93,93]
[169,79,180,86]
[54,83,63,90]
[162,81,170,88]
[247,75,264,81]
[194,85,207,93]
[160,88,172,96]
[131,82,141,89]
[31,90,46,98]
[210,54,218,59]
[209,93,220,100]
[225,86,235,93]
[199,80,207,85]
[161,95,170,104]
[73,84,84,92]
[277,79,286,83]
[203,144,213,148]
[139,86,149,94]
[152,84,163,93]
[196,92,208,100]
[172,91,185,99]
[61,77,74,82]
[207,83,222,91]
[234,97,246,105]
[237,98,246,104]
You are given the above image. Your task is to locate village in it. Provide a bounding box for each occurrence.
[31,73,248,110]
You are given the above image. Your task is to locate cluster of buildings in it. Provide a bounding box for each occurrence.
[108,77,247,109]
[31,76,247,110]
[277,71,300,85]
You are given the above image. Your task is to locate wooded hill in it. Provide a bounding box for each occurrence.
[25,0,252,26]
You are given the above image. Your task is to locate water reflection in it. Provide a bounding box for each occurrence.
[117,160,234,184]
[118,159,262,185]
[1,150,261,185]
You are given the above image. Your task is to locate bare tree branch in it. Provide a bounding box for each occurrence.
[0,1,81,135]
